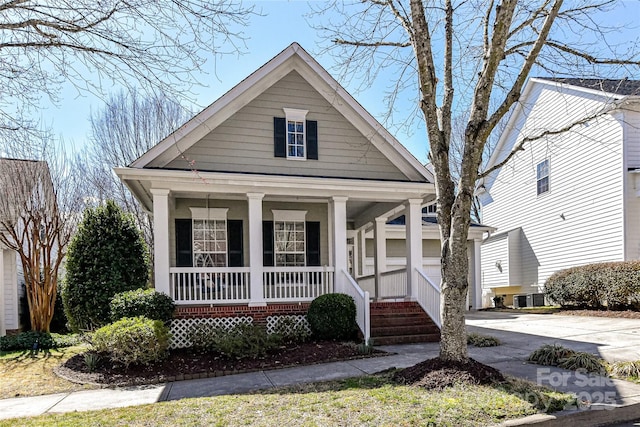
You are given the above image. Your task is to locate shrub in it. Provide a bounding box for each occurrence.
[558,352,606,374]
[92,317,169,367]
[528,344,576,366]
[609,361,640,379]
[467,333,501,347]
[307,294,357,340]
[544,261,640,309]
[186,321,279,359]
[63,201,150,331]
[110,289,175,324]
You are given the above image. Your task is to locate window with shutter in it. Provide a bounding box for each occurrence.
[274,109,318,160]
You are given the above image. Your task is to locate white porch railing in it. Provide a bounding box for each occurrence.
[342,270,370,342]
[263,266,334,302]
[170,267,251,304]
[415,268,441,328]
[356,268,407,299]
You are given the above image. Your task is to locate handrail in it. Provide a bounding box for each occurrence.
[415,268,441,328]
[342,270,370,342]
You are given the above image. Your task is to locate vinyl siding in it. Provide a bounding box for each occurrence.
[626,110,640,169]
[483,83,625,288]
[164,71,409,181]
[624,110,640,259]
[170,198,329,267]
[481,233,510,288]
[2,249,19,331]
[365,238,441,258]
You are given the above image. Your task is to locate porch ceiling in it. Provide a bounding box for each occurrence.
[115,168,434,217]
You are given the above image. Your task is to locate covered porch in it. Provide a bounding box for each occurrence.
[117,168,442,340]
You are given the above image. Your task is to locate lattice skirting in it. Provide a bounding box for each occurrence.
[169,314,311,349]
[169,316,253,349]
[266,315,310,335]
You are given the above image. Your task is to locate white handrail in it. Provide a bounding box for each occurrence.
[415,268,441,328]
[342,270,370,342]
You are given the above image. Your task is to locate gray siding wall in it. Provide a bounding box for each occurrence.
[365,238,441,258]
[164,71,409,181]
[170,198,329,267]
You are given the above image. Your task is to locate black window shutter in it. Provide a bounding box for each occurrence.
[227,220,243,267]
[306,221,321,266]
[175,219,193,267]
[262,220,274,266]
[274,117,286,158]
[306,120,318,160]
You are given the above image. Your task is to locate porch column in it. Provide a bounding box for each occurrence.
[357,228,367,277]
[405,198,423,299]
[151,189,171,296]
[331,196,348,292]
[247,193,266,306]
[469,239,483,310]
[374,216,387,299]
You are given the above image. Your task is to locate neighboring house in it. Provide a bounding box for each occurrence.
[479,78,640,307]
[116,43,486,345]
[0,158,51,336]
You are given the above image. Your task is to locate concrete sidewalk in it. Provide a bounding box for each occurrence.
[1,311,640,426]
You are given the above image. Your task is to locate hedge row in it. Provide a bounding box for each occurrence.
[544,261,640,309]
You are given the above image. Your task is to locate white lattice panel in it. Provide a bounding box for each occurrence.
[170,317,252,349]
[266,315,310,335]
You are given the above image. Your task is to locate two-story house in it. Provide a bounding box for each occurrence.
[480,78,640,307]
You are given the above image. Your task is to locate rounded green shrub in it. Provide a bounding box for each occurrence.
[92,316,169,367]
[544,261,640,309]
[110,289,175,324]
[63,200,149,331]
[307,293,357,340]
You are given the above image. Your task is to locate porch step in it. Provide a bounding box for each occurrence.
[369,301,440,346]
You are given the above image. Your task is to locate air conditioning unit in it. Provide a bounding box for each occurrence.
[513,295,527,308]
[527,293,546,307]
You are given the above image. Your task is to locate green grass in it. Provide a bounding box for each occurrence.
[0,372,574,426]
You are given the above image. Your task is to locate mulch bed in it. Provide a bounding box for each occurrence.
[55,341,386,387]
[554,309,640,319]
[393,357,505,390]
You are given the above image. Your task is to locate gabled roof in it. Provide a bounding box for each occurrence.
[131,43,433,183]
[480,77,638,195]
[540,78,640,96]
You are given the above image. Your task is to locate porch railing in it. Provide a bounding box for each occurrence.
[342,270,370,342]
[263,266,334,302]
[170,267,251,305]
[356,268,407,299]
[415,268,441,328]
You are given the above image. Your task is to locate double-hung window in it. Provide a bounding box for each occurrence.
[536,159,550,195]
[283,108,308,159]
[272,210,307,267]
[190,208,228,267]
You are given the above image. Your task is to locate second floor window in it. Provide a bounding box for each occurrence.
[536,159,549,195]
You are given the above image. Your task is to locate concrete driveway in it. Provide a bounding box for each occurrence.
[465,311,640,363]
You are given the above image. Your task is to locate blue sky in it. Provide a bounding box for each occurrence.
[39,1,639,165]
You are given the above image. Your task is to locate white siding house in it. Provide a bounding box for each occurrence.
[480,78,640,307]
[117,43,487,344]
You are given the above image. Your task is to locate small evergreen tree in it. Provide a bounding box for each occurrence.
[62,200,149,331]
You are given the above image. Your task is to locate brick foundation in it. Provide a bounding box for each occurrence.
[174,303,311,325]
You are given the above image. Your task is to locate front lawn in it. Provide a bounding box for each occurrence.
[0,372,573,427]
[0,345,97,399]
